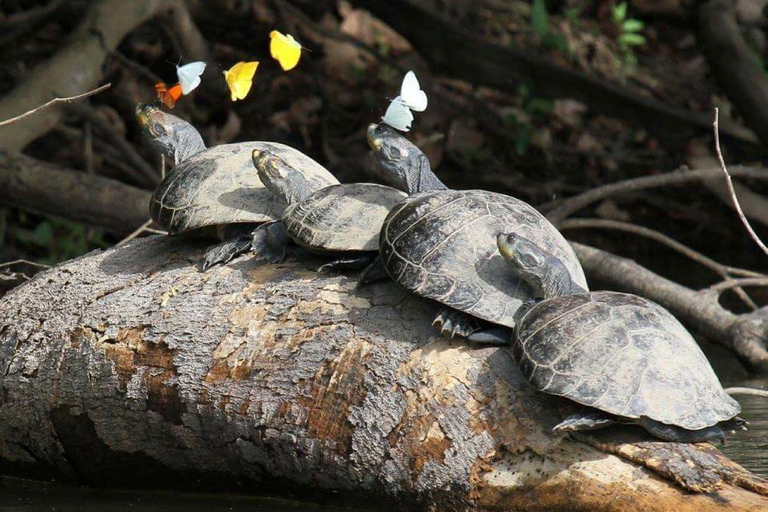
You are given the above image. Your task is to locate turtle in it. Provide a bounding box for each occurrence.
[487,232,747,443]
[365,122,588,339]
[136,103,339,269]
[254,148,408,270]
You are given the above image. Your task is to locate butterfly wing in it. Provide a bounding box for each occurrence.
[400,71,427,112]
[381,97,414,132]
[177,61,207,94]
[155,82,182,109]
[224,61,259,101]
[270,30,301,71]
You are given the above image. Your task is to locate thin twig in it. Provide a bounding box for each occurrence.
[725,387,768,398]
[713,107,768,258]
[705,277,768,294]
[560,218,761,310]
[0,83,111,127]
[0,259,51,269]
[116,219,155,247]
[543,165,768,223]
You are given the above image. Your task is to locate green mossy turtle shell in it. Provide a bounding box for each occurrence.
[151,142,338,234]
[379,189,588,329]
[514,291,741,430]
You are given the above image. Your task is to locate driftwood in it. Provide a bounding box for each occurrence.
[0,150,151,235]
[1,236,767,511]
[0,0,200,152]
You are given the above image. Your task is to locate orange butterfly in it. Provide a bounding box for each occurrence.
[155,82,183,109]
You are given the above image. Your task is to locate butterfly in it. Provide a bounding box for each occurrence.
[269,30,302,71]
[176,61,207,95]
[223,61,259,101]
[397,71,427,112]
[380,71,427,132]
[381,98,414,132]
[155,82,183,109]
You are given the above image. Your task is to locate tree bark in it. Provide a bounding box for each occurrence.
[1,237,767,511]
[0,150,151,234]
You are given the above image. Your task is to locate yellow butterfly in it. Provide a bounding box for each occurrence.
[269,30,302,71]
[223,61,259,101]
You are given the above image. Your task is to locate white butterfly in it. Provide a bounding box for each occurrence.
[381,98,414,132]
[399,71,427,112]
[177,61,207,95]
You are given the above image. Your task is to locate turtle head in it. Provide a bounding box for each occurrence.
[497,233,585,299]
[366,123,447,194]
[252,149,314,205]
[136,103,205,165]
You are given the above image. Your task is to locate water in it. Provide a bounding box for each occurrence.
[720,378,768,477]
[0,480,357,512]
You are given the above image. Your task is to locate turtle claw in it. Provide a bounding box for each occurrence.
[432,309,479,339]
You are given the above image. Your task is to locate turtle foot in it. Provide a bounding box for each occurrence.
[200,235,252,271]
[467,327,512,345]
[432,309,480,339]
[318,254,376,273]
[638,418,730,444]
[251,221,290,264]
[357,256,389,288]
[554,410,615,433]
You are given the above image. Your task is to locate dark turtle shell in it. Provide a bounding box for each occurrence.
[379,189,587,328]
[282,183,407,253]
[150,142,338,233]
[514,291,740,430]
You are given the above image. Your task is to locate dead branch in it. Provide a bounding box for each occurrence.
[0,237,766,510]
[713,108,768,257]
[544,166,768,224]
[0,83,111,127]
[572,242,768,373]
[350,0,760,152]
[560,218,761,310]
[697,0,768,149]
[0,150,151,234]
[724,387,768,398]
[66,103,158,187]
[705,278,768,295]
[0,0,181,151]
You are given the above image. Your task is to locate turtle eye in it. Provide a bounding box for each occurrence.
[388,146,404,160]
[153,123,166,136]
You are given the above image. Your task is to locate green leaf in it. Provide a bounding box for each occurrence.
[543,33,570,53]
[612,2,627,24]
[622,19,644,32]
[532,0,550,37]
[619,33,647,47]
[33,222,53,247]
[515,128,531,156]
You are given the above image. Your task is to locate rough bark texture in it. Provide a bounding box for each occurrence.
[1,237,767,511]
[0,150,152,234]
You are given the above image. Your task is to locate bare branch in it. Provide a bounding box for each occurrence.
[0,259,51,269]
[116,219,156,246]
[724,387,768,398]
[560,218,761,310]
[0,84,111,127]
[713,108,768,257]
[544,166,768,224]
[704,277,768,295]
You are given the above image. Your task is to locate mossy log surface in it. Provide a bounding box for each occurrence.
[1,236,767,511]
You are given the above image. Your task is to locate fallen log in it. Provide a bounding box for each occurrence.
[1,237,767,511]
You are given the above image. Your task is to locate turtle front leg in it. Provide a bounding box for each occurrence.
[638,418,733,444]
[553,410,616,433]
[251,221,291,264]
[432,308,481,339]
[201,235,253,271]
[467,327,512,345]
[318,253,376,273]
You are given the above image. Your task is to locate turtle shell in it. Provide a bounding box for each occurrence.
[514,291,740,430]
[150,142,338,233]
[379,189,587,328]
[282,183,407,253]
